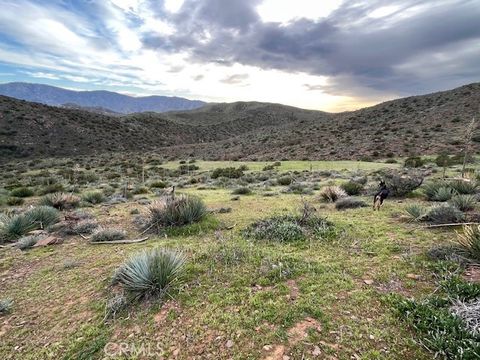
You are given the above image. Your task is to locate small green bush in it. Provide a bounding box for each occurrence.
[112,247,186,300]
[10,187,34,198]
[404,204,427,221]
[211,167,244,179]
[277,176,293,186]
[340,181,364,196]
[16,234,42,250]
[425,204,465,224]
[0,299,13,314]
[6,197,24,206]
[335,197,367,210]
[150,181,167,189]
[91,228,126,242]
[404,156,424,168]
[232,187,252,195]
[147,195,207,231]
[40,183,65,195]
[82,191,105,205]
[432,187,456,202]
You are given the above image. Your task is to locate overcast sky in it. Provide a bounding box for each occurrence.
[0,0,478,111]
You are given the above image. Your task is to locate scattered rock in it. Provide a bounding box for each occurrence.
[363,279,374,285]
[226,339,234,348]
[33,236,62,247]
[406,274,422,280]
[312,345,322,356]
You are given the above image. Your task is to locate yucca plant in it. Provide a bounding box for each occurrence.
[24,206,61,229]
[0,299,13,314]
[432,187,456,202]
[404,204,427,221]
[0,213,35,243]
[457,225,480,260]
[449,194,477,212]
[40,192,81,210]
[319,185,347,202]
[423,181,449,200]
[450,180,478,195]
[147,195,207,230]
[112,248,186,300]
[81,191,106,204]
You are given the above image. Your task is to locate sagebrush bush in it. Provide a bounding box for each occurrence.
[425,204,465,224]
[340,181,364,195]
[232,187,252,195]
[335,197,367,210]
[40,192,81,210]
[0,298,13,314]
[147,195,207,230]
[6,197,24,206]
[91,228,126,242]
[449,194,477,212]
[319,186,347,202]
[404,204,427,221]
[10,187,34,198]
[381,171,424,197]
[277,176,293,186]
[149,181,167,189]
[16,234,43,250]
[112,248,186,300]
[82,191,105,204]
[456,225,480,260]
[211,167,244,179]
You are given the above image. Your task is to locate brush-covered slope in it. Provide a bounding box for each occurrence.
[0,82,479,162]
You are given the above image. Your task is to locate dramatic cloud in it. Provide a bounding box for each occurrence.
[0,0,478,111]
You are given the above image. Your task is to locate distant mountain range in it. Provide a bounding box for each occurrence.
[0,82,206,113]
[1,82,479,162]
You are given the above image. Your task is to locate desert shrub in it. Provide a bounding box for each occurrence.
[10,187,34,198]
[381,171,424,197]
[404,204,427,221]
[450,299,480,336]
[211,167,244,179]
[277,176,293,186]
[39,183,65,195]
[147,195,207,231]
[435,154,452,167]
[6,197,24,206]
[335,197,367,210]
[104,294,128,321]
[243,203,335,242]
[456,224,480,260]
[340,181,364,195]
[319,186,347,202]
[72,220,99,235]
[425,204,465,224]
[0,299,13,314]
[24,206,61,228]
[450,180,478,195]
[232,187,252,195]
[449,194,477,212]
[91,228,126,242]
[404,156,424,168]
[432,186,456,202]
[112,248,186,300]
[132,186,149,195]
[286,183,313,195]
[82,191,105,204]
[150,181,167,189]
[16,234,43,250]
[40,192,81,210]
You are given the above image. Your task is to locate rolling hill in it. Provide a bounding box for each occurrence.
[0,82,206,113]
[0,82,479,163]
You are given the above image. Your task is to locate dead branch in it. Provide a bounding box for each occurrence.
[89,237,149,245]
[424,222,480,228]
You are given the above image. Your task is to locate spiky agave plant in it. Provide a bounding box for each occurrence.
[112,248,186,300]
[0,212,35,243]
[404,204,427,221]
[24,206,61,229]
[148,195,207,230]
[457,225,480,260]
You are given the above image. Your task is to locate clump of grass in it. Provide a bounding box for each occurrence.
[335,197,367,210]
[425,204,465,224]
[0,213,35,242]
[91,228,126,243]
[10,187,34,198]
[40,192,81,210]
[450,180,478,195]
[6,197,24,206]
[319,185,347,202]
[243,202,335,242]
[112,248,186,301]
[149,181,168,189]
[449,194,477,212]
[0,299,13,314]
[456,224,480,261]
[147,195,207,231]
[340,181,364,196]
[232,187,252,195]
[404,204,427,221]
[81,191,106,205]
[15,234,43,250]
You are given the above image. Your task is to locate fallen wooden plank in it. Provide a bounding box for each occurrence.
[424,222,480,228]
[89,237,149,245]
